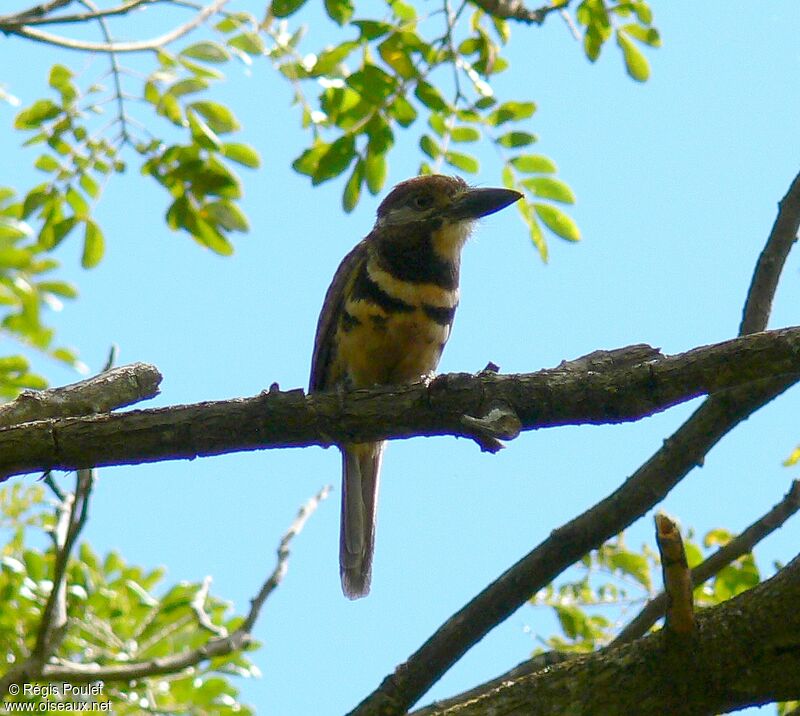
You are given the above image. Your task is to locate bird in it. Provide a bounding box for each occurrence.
[309,174,522,599]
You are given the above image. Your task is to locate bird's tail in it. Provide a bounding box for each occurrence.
[340,441,385,599]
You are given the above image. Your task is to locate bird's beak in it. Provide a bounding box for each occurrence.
[446,187,523,220]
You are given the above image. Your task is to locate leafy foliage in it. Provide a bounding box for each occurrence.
[264,0,609,258]
[0,187,83,395]
[530,528,761,653]
[0,483,256,713]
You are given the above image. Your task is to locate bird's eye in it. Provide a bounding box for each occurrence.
[411,193,434,210]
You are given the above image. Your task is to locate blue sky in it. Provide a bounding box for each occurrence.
[2,2,800,713]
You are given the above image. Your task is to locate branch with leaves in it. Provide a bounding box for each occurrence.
[0,483,329,693]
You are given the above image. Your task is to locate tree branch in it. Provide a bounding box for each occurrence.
[0,469,95,693]
[0,0,229,53]
[740,170,800,335]
[613,478,800,645]
[425,554,800,715]
[414,481,800,715]
[654,513,694,636]
[351,169,800,716]
[0,0,154,26]
[2,329,800,480]
[468,0,570,25]
[0,362,161,428]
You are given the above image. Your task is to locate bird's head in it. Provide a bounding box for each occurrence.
[376,175,522,231]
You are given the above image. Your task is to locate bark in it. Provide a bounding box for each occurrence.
[1,328,800,479]
[431,555,800,715]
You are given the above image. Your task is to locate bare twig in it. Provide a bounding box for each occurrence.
[740,170,800,335]
[613,479,800,645]
[654,513,694,635]
[1,0,229,53]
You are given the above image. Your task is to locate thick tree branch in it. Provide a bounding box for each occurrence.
[352,170,800,716]
[0,362,161,428]
[740,170,800,335]
[428,554,800,715]
[614,478,800,645]
[416,480,800,715]
[2,329,800,480]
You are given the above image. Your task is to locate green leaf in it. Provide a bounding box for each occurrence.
[347,65,397,103]
[311,42,359,76]
[388,95,417,127]
[65,186,90,218]
[622,23,661,47]
[81,220,105,268]
[419,134,441,159]
[379,35,417,79]
[79,173,100,199]
[444,151,478,173]
[325,0,354,25]
[187,101,240,134]
[228,32,266,55]
[313,134,355,184]
[534,203,580,241]
[178,57,225,80]
[158,93,183,125]
[169,78,209,98]
[143,80,160,105]
[511,155,555,173]
[487,101,536,126]
[48,64,74,90]
[703,528,733,548]
[353,20,392,40]
[203,200,249,232]
[180,41,230,63]
[522,177,575,204]
[364,151,386,195]
[292,142,329,177]
[451,126,480,142]
[496,131,538,148]
[38,281,78,299]
[389,0,417,21]
[15,100,61,130]
[187,110,222,150]
[343,159,364,213]
[34,154,61,173]
[221,143,261,169]
[271,0,310,17]
[616,29,650,82]
[783,445,800,467]
[0,218,32,241]
[414,80,448,112]
[22,186,50,219]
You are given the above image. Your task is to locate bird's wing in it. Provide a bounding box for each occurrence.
[309,238,369,392]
